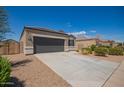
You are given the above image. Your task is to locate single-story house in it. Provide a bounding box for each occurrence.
[20,26,76,54]
[97,39,114,46]
[76,38,114,50]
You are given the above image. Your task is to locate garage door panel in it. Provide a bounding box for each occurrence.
[34,37,64,53]
[36,46,64,53]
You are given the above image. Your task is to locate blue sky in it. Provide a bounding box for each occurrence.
[5,6,124,42]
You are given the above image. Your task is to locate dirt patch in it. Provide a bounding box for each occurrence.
[5,54,71,87]
[84,54,124,63]
[90,55,124,62]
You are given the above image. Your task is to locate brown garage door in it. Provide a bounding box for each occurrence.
[33,36,64,53]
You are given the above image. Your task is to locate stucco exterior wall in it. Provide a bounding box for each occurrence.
[76,39,97,50]
[25,29,69,47]
[20,31,26,53]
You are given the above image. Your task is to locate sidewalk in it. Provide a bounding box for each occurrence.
[104,60,124,87]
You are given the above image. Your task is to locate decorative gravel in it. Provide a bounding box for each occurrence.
[6,54,71,87]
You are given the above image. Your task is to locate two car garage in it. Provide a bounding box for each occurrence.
[33,36,64,53]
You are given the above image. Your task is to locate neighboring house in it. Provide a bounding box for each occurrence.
[0,39,20,55]
[20,26,76,54]
[76,38,97,49]
[97,39,114,46]
[112,42,119,47]
[76,38,114,50]
[112,42,124,47]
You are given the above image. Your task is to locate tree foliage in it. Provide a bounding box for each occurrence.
[0,7,10,41]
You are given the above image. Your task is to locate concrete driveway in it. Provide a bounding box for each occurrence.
[35,51,119,87]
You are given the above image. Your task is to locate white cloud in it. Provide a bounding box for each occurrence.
[67,31,86,36]
[90,30,96,33]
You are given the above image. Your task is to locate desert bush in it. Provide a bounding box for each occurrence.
[116,46,124,51]
[0,56,11,87]
[94,47,109,56]
[109,47,123,56]
[81,48,92,55]
[90,45,96,51]
[98,45,112,49]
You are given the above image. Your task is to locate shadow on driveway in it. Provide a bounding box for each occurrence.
[11,59,32,68]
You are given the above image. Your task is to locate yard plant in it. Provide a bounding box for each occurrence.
[81,48,92,55]
[0,7,11,41]
[90,45,96,51]
[80,43,124,56]
[109,47,124,56]
[0,56,11,86]
[94,47,109,56]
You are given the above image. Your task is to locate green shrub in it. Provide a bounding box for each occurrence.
[109,47,123,56]
[98,45,112,49]
[94,47,109,56]
[0,56,11,87]
[116,46,124,51]
[90,45,96,51]
[81,48,92,55]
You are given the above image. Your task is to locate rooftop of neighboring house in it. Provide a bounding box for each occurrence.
[97,39,115,44]
[0,39,19,43]
[76,38,115,44]
[76,38,98,41]
[0,39,19,45]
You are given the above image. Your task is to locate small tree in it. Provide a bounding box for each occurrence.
[0,7,10,41]
[90,45,96,51]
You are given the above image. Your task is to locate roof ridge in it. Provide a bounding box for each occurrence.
[24,26,67,35]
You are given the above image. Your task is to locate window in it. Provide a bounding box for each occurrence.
[68,40,74,46]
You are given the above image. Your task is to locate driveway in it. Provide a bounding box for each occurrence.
[35,51,119,87]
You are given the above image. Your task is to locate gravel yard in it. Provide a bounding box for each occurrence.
[85,54,124,63]
[6,54,71,87]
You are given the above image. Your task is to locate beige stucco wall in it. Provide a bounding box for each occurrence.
[20,31,27,53]
[112,43,118,48]
[76,39,96,50]
[25,29,69,47]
